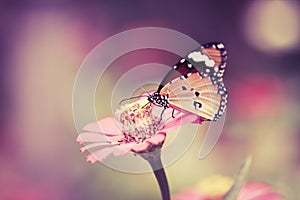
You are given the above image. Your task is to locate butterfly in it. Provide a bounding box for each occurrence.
[147,42,227,121]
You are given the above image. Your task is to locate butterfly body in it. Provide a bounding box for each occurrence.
[147,92,169,109]
[148,42,228,121]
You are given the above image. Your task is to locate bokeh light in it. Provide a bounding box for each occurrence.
[243,0,300,53]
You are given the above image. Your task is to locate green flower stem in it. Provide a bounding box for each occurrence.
[140,149,170,200]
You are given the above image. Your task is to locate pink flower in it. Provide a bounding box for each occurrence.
[77,97,203,163]
[230,76,284,119]
[237,182,282,200]
[172,175,282,200]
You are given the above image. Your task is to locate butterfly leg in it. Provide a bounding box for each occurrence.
[156,107,167,126]
[172,109,175,118]
[160,108,165,121]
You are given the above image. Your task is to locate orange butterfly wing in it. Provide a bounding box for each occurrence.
[160,73,222,120]
[159,42,227,121]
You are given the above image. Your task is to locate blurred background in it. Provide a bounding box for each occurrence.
[1,0,300,199]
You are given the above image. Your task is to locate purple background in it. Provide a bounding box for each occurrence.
[0,0,299,199]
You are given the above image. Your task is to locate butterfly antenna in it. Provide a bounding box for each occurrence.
[141,102,150,109]
[119,95,148,105]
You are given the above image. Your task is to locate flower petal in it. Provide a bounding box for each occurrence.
[238,182,282,200]
[172,188,206,200]
[164,112,203,132]
[112,143,136,156]
[82,117,121,136]
[85,143,138,163]
[86,147,115,163]
[80,142,114,153]
[131,142,151,152]
[76,132,120,143]
[146,132,166,145]
[243,193,282,200]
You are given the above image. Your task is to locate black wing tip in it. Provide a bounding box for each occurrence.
[202,42,227,64]
[202,42,226,50]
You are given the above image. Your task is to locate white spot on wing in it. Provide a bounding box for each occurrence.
[217,43,224,49]
[206,59,215,67]
[187,51,215,67]
[188,51,206,62]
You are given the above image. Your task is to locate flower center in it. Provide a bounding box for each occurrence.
[116,98,162,142]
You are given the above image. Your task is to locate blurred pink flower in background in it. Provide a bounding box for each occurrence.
[77,97,203,163]
[0,165,58,200]
[230,76,284,119]
[237,182,282,200]
[172,175,282,200]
